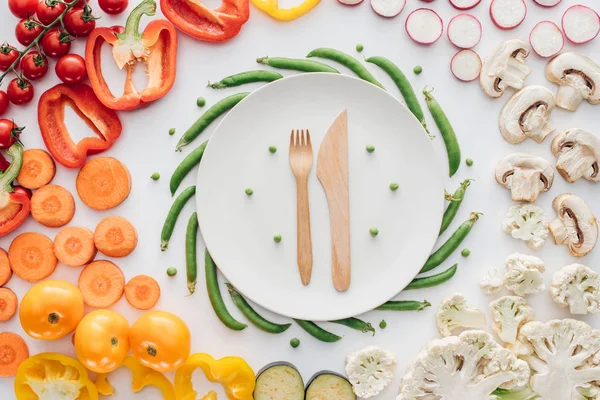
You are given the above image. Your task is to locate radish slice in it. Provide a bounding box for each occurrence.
[451,50,482,81]
[371,0,406,17]
[489,0,527,30]
[532,0,561,7]
[447,14,482,49]
[530,21,564,58]
[405,8,444,44]
[337,0,364,5]
[449,0,481,10]
[562,5,600,44]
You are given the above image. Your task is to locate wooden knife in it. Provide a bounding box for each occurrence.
[317,110,351,292]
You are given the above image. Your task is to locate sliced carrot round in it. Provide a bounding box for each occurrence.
[0,288,18,322]
[76,157,131,210]
[94,216,137,258]
[124,275,160,310]
[0,249,12,286]
[31,184,76,228]
[54,226,97,267]
[78,260,124,308]
[17,149,56,189]
[8,233,58,282]
[0,332,29,377]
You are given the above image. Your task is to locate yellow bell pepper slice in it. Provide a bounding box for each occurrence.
[95,356,175,400]
[251,0,321,21]
[174,353,255,400]
[14,353,98,400]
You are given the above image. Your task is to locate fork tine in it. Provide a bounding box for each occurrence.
[290,129,295,148]
[306,129,311,148]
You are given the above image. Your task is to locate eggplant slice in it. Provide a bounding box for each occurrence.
[305,371,356,400]
[254,362,304,400]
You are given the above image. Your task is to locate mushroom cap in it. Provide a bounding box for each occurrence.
[546,52,600,104]
[499,86,556,144]
[481,39,531,98]
[551,193,598,257]
[551,129,600,183]
[495,152,554,190]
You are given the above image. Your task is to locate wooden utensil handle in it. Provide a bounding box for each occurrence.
[296,177,313,285]
[326,192,351,291]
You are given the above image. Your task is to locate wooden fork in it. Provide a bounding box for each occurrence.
[289,129,314,286]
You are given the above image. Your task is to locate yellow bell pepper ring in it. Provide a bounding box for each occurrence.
[251,0,321,21]
[14,352,98,400]
[95,356,175,400]
[174,353,256,400]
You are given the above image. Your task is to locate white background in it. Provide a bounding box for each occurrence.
[1,0,599,398]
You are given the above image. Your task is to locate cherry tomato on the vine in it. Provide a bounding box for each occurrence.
[55,54,87,84]
[36,0,67,25]
[0,45,20,71]
[64,7,96,37]
[0,119,24,149]
[15,18,44,46]
[8,0,38,18]
[20,51,48,81]
[41,28,72,58]
[7,78,34,105]
[0,91,9,116]
[99,0,127,15]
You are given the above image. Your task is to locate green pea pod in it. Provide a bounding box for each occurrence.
[257,56,339,73]
[375,300,432,311]
[307,48,383,88]
[226,283,291,334]
[407,264,458,290]
[329,317,375,335]
[439,179,473,236]
[293,319,341,343]
[185,212,199,295]
[208,70,283,89]
[161,186,196,250]
[170,140,207,196]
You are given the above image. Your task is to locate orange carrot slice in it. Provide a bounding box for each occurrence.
[124,275,160,310]
[78,260,124,308]
[31,184,76,228]
[16,149,56,189]
[0,249,11,286]
[0,332,29,377]
[0,288,17,322]
[54,226,97,267]
[8,232,58,282]
[93,216,137,257]
[76,157,131,210]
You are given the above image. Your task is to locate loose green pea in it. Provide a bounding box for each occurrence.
[273,233,282,243]
[379,320,387,329]
[196,97,206,107]
[370,227,379,237]
[466,158,474,166]
[151,172,160,180]
[169,128,176,136]
[356,43,364,52]
[166,267,177,276]
[413,65,423,75]
[290,338,300,348]
[390,182,399,191]
[366,144,375,153]
[269,146,277,153]
[245,188,254,196]
[461,248,471,257]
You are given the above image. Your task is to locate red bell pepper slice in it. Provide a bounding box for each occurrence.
[38,84,122,169]
[0,143,31,238]
[0,153,9,172]
[160,0,250,42]
[85,0,177,111]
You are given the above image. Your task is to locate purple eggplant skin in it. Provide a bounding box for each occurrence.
[255,362,305,400]
[305,370,356,400]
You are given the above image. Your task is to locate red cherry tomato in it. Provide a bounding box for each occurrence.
[8,0,38,18]
[98,0,127,15]
[0,91,8,116]
[64,7,96,37]
[15,18,44,46]
[36,0,67,25]
[7,78,34,105]
[20,51,49,81]
[55,54,87,84]
[0,119,22,149]
[41,28,72,58]
[13,186,33,199]
[0,45,20,71]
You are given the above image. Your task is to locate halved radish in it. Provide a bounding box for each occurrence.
[450,0,481,10]
[489,0,527,30]
[530,21,564,57]
[532,0,561,7]
[562,5,600,44]
[371,0,406,17]
[405,8,444,44]
[450,49,482,82]
[337,0,364,5]
[447,14,482,49]
[420,0,435,2]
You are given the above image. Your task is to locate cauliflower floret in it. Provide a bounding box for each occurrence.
[345,346,396,398]
[503,204,549,250]
[550,264,600,315]
[436,294,486,337]
[514,319,600,400]
[397,330,530,400]
[504,253,545,296]
[480,267,505,294]
[489,296,535,344]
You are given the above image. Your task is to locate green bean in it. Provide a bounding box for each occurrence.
[208,70,283,89]
[225,283,291,334]
[423,87,461,177]
[375,300,432,311]
[330,317,375,335]
[170,141,207,196]
[257,56,339,73]
[176,93,248,150]
[439,179,473,236]
[307,48,383,88]
[366,56,429,135]
[407,264,458,290]
[205,250,247,331]
[293,319,341,342]
[161,186,196,251]
[185,213,199,295]
[422,213,481,273]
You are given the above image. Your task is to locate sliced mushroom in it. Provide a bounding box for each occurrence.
[495,153,554,202]
[481,39,532,98]
[549,193,598,257]
[546,52,600,111]
[551,129,600,183]
[498,86,556,144]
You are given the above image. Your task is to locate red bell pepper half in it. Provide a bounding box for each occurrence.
[85,0,177,111]
[160,0,250,42]
[0,143,31,238]
[38,84,122,168]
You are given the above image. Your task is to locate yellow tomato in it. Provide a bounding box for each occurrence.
[74,310,130,373]
[130,310,191,372]
[19,280,84,340]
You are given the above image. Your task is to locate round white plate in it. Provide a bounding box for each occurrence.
[196,73,444,321]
